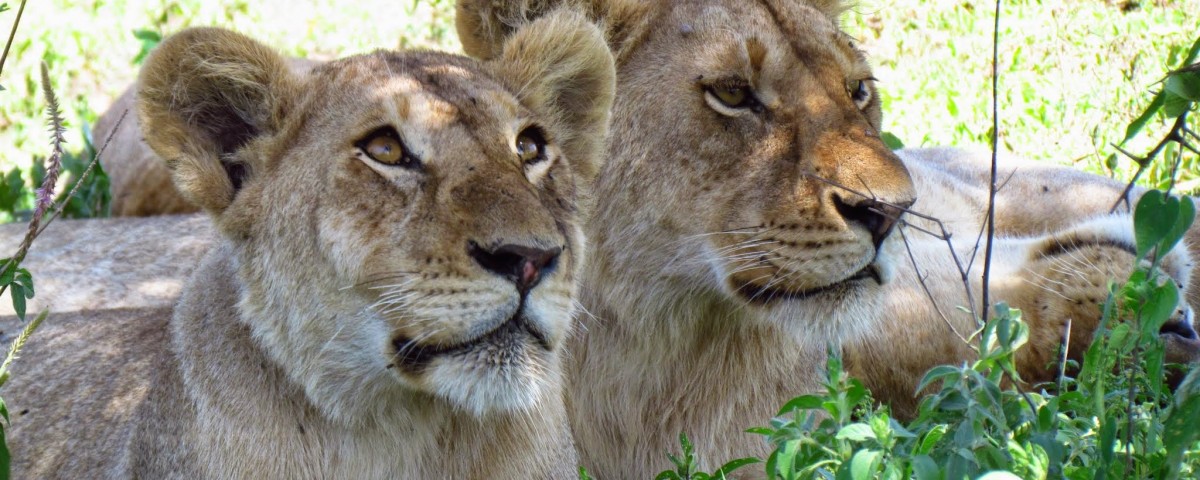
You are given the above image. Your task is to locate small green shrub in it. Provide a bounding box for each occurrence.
[653,139,1200,480]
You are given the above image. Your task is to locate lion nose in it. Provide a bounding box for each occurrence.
[1160,314,1198,341]
[1160,309,1200,367]
[832,195,912,249]
[468,242,561,294]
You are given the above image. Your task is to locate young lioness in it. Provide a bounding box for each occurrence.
[455,0,1200,477]
[4,11,613,478]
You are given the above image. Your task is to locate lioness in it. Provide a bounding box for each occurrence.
[454,0,1200,477]
[4,11,615,477]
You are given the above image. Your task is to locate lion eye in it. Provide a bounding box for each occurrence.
[713,86,749,107]
[702,80,762,113]
[356,127,418,168]
[848,79,871,107]
[516,127,548,165]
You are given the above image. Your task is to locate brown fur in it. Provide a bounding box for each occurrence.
[455,1,1200,477]
[5,15,614,478]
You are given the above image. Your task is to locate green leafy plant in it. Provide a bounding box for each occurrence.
[657,187,1200,479]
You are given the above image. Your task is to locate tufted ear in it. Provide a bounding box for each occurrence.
[488,9,616,185]
[137,27,298,216]
[456,0,653,64]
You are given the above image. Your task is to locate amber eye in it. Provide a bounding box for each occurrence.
[356,127,417,168]
[516,127,547,164]
[714,86,748,107]
[703,80,761,112]
[848,79,871,106]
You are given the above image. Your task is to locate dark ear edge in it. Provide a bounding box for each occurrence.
[137,27,297,215]
[489,8,616,185]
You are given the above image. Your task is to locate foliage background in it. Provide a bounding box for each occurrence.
[849,0,1198,187]
[1,0,1197,208]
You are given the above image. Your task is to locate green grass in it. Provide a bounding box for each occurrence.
[0,0,1195,209]
[0,0,460,219]
[845,0,1199,190]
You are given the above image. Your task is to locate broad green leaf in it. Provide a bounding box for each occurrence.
[835,423,876,442]
[1134,190,1177,258]
[12,268,32,298]
[771,440,800,479]
[1158,196,1195,258]
[1096,418,1117,479]
[777,395,824,415]
[1121,92,1165,145]
[0,422,8,480]
[1162,367,1200,479]
[881,131,904,150]
[1165,71,1200,101]
[1137,280,1179,336]
[915,424,948,455]
[916,365,961,393]
[911,454,939,480]
[1162,91,1192,118]
[10,285,24,321]
[846,449,882,480]
[131,29,162,42]
[0,263,13,287]
[712,457,760,478]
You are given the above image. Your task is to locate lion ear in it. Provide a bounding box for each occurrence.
[137,27,297,216]
[488,9,615,184]
[457,0,652,63]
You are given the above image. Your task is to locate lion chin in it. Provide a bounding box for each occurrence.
[405,314,560,415]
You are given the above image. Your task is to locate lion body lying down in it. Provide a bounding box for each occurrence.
[2,11,616,477]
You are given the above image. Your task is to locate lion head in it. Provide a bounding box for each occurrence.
[138,16,613,419]
[462,0,915,339]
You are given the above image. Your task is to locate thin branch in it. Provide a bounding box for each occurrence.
[981,0,1002,327]
[0,0,27,80]
[1056,317,1071,393]
[898,225,970,344]
[1164,134,1185,198]
[1109,112,1191,212]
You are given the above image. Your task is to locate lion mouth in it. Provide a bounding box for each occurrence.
[733,263,882,305]
[391,313,551,371]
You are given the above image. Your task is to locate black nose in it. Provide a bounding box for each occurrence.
[833,195,912,249]
[468,242,561,294]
